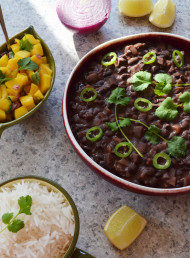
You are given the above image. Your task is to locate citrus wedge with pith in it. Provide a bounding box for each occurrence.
[119,0,153,17]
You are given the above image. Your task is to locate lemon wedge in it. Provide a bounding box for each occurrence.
[119,0,153,17]
[104,205,147,250]
[149,0,176,28]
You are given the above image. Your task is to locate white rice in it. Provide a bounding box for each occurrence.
[0,181,75,258]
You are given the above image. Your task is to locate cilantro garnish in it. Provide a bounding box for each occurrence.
[155,97,178,121]
[106,118,131,132]
[0,70,12,85]
[8,51,14,59]
[179,91,190,113]
[154,73,172,96]
[7,97,13,114]
[20,38,33,52]
[167,136,187,158]
[17,57,39,71]
[130,71,152,91]
[145,125,162,144]
[0,195,32,234]
[32,71,40,85]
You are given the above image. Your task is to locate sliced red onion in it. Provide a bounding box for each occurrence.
[56,0,111,34]
[0,52,7,57]
[13,84,20,90]
[36,54,42,59]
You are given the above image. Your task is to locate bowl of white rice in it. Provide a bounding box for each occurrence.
[0,176,92,258]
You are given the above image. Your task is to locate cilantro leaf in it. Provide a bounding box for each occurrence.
[0,70,12,85]
[8,219,25,233]
[155,97,178,121]
[154,74,172,96]
[2,213,13,224]
[106,88,130,106]
[145,125,162,144]
[130,71,152,91]
[20,38,33,52]
[18,195,32,215]
[106,118,131,132]
[167,136,187,158]
[17,57,39,71]
[8,51,14,59]
[32,71,40,85]
[179,91,190,113]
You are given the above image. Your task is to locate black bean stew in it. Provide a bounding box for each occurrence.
[68,41,190,188]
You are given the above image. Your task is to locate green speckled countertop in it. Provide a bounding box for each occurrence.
[0,0,189,257]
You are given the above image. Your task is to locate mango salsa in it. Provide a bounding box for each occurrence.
[0,34,53,122]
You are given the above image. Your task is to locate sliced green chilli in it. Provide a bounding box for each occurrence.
[134,98,152,112]
[153,153,171,170]
[101,52,117,66]
[172,50,184,68]
[143,51,156,64]
[114,142,133,158]
[86,126,103,142]
[80,87,97,102]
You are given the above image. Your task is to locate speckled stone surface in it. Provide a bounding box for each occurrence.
[0,0,190,257]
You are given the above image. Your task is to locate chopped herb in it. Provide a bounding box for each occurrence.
[8,51,14,59]
[145,125,162,144]
[155,97,178,121]
[154,73,172,96]
[20,85,25,92]
[167,136,187,158]
[32,71,40,85]
[17,57,39,71]
[179,91,190,113]
[0,70,12,85]
[130,71,152,91]
[106,88,130,106]
[0,195,32,234]
[106,118,131,132]
[7,97,13,114]
[20,38,33,52]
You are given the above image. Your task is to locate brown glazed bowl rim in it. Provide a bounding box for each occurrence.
[63,32,190,196]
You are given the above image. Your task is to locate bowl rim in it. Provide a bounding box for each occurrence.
[0,175,79,257]
[63,32,190,196]
[0,25,56,136]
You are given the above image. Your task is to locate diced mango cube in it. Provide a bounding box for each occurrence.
[31,43,43,56]
[34,89,44,102]
[29,83,39,96]
[39,73,51,94]
[0,54,8,67]
[0,85,8,99]
[39,63,52,76]
[0,99,11,112]
[26,70,34,80]
[30,55,42,66]
[7,95,16,102]
[0,109,6,122]
[5,73,29,94]
[20,95,34,107]
[41,56,47,64]
[0,67,9,76]
[15,50,30,59]
[7,57,19,71]
[14,106,28,119]
[11,43,20,54]
[23,34,40,45]
[26,102,35,111]
[14,38,20,45]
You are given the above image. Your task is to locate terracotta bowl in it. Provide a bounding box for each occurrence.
[63,33,190,196]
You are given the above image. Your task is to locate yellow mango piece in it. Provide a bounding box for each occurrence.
[14,106,28,119]
[0,99,11,112]
[39,73,51,94]
[5,73,29,94]
[7,95,16,102]
[29,83,39,96]
[7,57,19,71]
[0,67,9,76]
[20,95,34,107]
[39,63,52,76]
[26,70,34,80]
[0,109,6,122]
[23,34,40,45]
[31,43,43,56]
[26,102,35,111]
[0,54,8,67]
[0,85,8,99]
[11,43,20,54]
[14,38,20,45]
[15,50,30,59]
[34,89,44,102]
[41,56,47,64]
[30,55,42,66]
